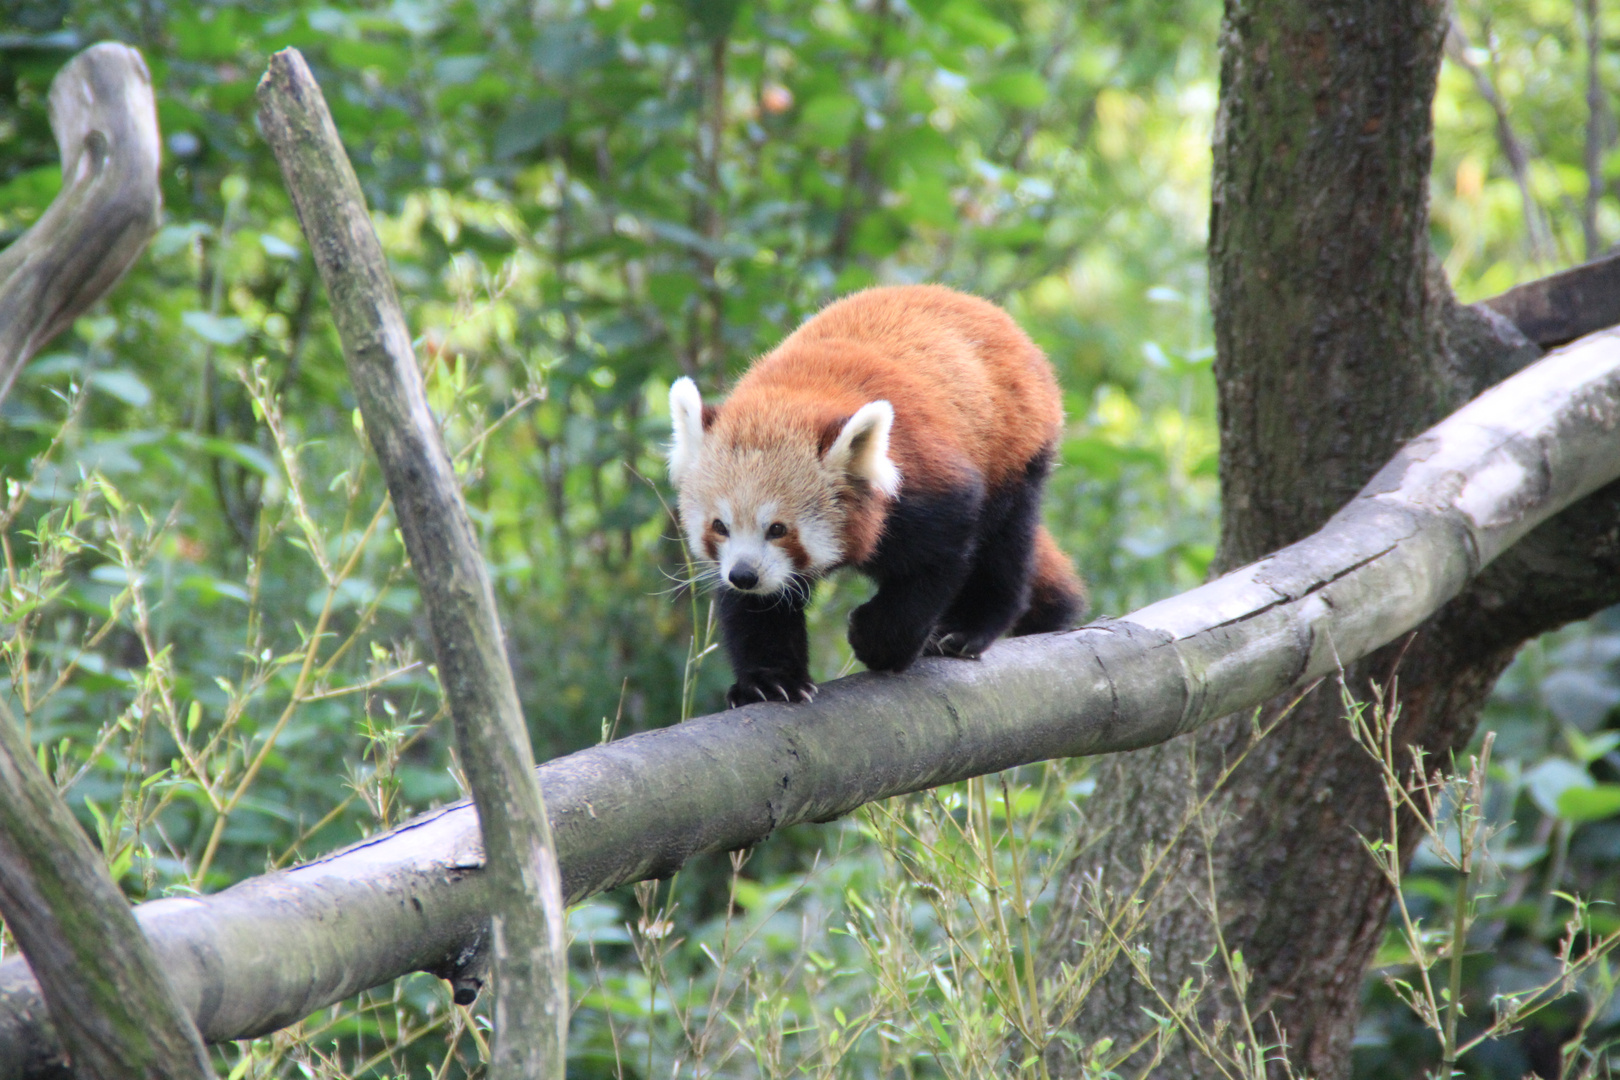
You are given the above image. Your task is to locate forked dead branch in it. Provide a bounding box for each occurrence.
[0,43,217,1080]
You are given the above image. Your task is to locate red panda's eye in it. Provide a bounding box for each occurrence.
[765,522,788,540]
[711,519,728,537]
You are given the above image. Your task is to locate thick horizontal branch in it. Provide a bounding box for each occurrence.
[0,43,160,407]
[4,329,1620,1078]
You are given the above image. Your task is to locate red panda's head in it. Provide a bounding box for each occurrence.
[668,376,901,596]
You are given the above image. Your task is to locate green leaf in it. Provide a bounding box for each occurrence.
[259,233,300,260]
[172,8,242,61]
[1565,726,1620,764]
[170,432,276,476]
[1556,784,1620,824]
[328,38,410,79]
[182,311,248,346]
[495,98,567,160]
[1524,758,1594,819]
[979,70,1048,108]
[433,55,486,85]
[0,165,61,215]
[936,0,1016,49]
[1061,436,1164,479]
[88,370,152,408]
[800,94,861,148]
[901,171,956,228]
[531,19,617,78]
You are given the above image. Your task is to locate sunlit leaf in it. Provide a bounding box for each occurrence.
[1524,758,1594,819]
[1557,784,1620,824]
[182,311,249,346]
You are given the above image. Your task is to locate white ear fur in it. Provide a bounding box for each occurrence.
[668,377,706,483]
[826,400,901,498]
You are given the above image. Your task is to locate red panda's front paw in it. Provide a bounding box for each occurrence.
[848,602,928,673]
[727,672,817,709]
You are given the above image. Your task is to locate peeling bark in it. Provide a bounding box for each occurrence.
[2,324,1619,1079]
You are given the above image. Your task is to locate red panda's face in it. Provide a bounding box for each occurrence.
[675,452,845,596]
[667,376,900,596]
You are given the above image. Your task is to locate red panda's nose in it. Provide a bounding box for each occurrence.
[728,565,760,590]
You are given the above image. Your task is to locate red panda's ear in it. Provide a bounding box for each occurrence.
[669,378,708,483]
[824,401,901,498]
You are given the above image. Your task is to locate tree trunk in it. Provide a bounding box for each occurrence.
[1043,2,1620,1077]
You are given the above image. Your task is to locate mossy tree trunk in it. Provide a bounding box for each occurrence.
[1044,2,1620,1076]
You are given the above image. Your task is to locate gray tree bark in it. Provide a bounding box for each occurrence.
[0,43,160,408]
[253,50,567,1080]
[1044,3,1620,1077]
[0,696,215,1080]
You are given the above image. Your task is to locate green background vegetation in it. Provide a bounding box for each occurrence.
[2,0,1619,1075]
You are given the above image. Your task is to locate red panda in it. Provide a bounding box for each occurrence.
[668,284,1087,708]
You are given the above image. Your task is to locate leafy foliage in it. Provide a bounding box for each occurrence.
[1,0,1619,1076]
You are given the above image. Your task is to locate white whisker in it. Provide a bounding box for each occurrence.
[654,562,723,598]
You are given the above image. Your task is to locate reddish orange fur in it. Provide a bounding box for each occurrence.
[1027,526,1087,621]
[681,284,1085,703]
[711,284,1066,567]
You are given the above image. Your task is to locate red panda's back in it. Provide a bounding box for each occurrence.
[730,285,1062,492]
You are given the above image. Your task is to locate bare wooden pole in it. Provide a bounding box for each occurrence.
[253,49,565,1080]
[0,43,160,407]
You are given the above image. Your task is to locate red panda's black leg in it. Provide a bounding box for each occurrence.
[850,482,984,672]
[718,581,817,708]
[926,449,1051,658]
